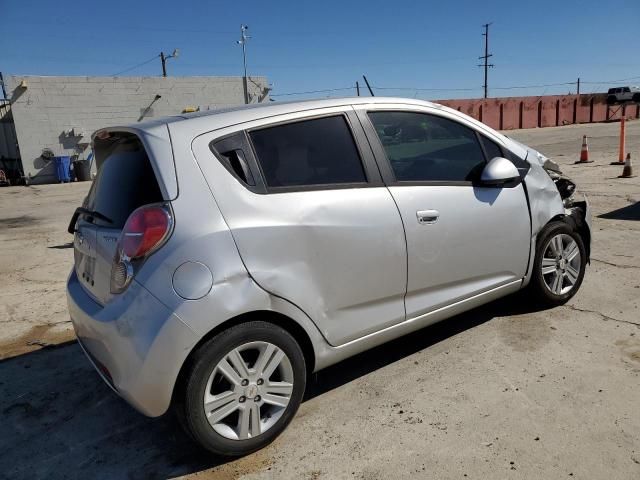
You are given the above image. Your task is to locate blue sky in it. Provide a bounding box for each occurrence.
[1,0,639,100]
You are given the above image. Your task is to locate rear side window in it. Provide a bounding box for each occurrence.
[480,135,504,160]
[86,133,162,228]
[249,115,366,188]
[210,132,256,187]
[368,111,486,182]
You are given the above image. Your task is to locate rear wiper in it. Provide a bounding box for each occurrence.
[67,207,113,234]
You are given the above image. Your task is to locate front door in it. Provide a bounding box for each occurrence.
[362,108,530,318]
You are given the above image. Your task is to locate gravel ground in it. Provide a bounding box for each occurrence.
[0,120,638,479]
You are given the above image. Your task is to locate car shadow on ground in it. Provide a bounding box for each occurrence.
[597,201,640,221]
[0,291,549,479]
[47,242,74,249]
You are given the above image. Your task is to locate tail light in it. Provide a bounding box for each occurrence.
[110,203,173,293]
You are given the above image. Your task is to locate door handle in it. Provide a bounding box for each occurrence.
[416,210,440,224]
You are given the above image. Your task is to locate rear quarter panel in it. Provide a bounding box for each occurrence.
[136,119,331,370]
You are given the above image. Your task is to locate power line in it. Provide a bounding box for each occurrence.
[270,87,355,97]
[112,55,160,76]
[491,81,576,90]
[374,86,479,92]
[261,73,640,99]
[581,75,640,84]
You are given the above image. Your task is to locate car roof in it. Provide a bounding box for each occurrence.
[132,97,442,131]
[100,95,528,159]
[182,96,440,119]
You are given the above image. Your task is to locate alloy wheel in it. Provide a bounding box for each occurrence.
[541,233,582,296]
[203,341,294,440]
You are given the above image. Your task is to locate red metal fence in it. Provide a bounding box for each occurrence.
[437,94,640,131]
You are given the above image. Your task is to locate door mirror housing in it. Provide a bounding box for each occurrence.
[480,157,520,186]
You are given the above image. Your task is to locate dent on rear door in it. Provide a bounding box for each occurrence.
[226,188,407,346]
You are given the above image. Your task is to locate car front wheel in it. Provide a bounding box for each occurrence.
[529,221,586,306]
[176,321,306,457]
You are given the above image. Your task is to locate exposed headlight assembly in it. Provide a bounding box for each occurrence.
[543,163,577,201]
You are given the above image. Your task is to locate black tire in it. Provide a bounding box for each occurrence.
[632,93,640,104]
[529,221,586,306]
[175,321,306,457]
[606,95,617,106]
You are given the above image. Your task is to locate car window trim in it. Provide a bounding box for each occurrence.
[477,132,505,160]
[209,130,268,194]
[356,108,494,187]
[244,110,383,194]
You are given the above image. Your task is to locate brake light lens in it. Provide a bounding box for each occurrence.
[121,205,171,259]
[111,204,172,294]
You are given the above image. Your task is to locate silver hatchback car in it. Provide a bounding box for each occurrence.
[67,97,591,456]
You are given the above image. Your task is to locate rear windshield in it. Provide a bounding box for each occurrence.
[85,132,162,228]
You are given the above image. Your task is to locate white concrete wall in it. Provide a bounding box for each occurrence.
[5,75,269,183]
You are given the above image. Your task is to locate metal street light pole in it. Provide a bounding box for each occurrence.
[237,25,250,104]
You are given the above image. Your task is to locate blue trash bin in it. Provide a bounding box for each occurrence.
[53,156,71,183]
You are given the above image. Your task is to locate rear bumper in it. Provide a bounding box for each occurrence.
[66,269,198,417]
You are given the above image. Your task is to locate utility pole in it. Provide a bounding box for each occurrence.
[160,52,167,77]
[477,23,494,99]
[160,49,179,77]
[577,77,580,95]
[237,24,250,104]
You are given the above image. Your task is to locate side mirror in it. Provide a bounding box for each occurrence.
[480,157,520,186]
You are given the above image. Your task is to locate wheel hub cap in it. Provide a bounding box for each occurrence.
[245,384,258,398]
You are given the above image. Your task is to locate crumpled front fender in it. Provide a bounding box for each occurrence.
[523,161,565,237]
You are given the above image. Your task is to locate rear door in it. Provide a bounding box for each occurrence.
[191,109,407,346]
[358,107,530,319]
[71,132,164,305]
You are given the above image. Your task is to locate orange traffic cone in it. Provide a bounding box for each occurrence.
[619,153,635,178]
[575,135,593,164]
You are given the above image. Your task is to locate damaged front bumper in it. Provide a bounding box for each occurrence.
[565,194,592,261]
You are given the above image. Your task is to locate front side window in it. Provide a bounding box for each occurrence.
[249,115,366,188]
[368,111,486,182]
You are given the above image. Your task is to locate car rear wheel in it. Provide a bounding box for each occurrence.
[529,221,586,306]
[176,321,306,457]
